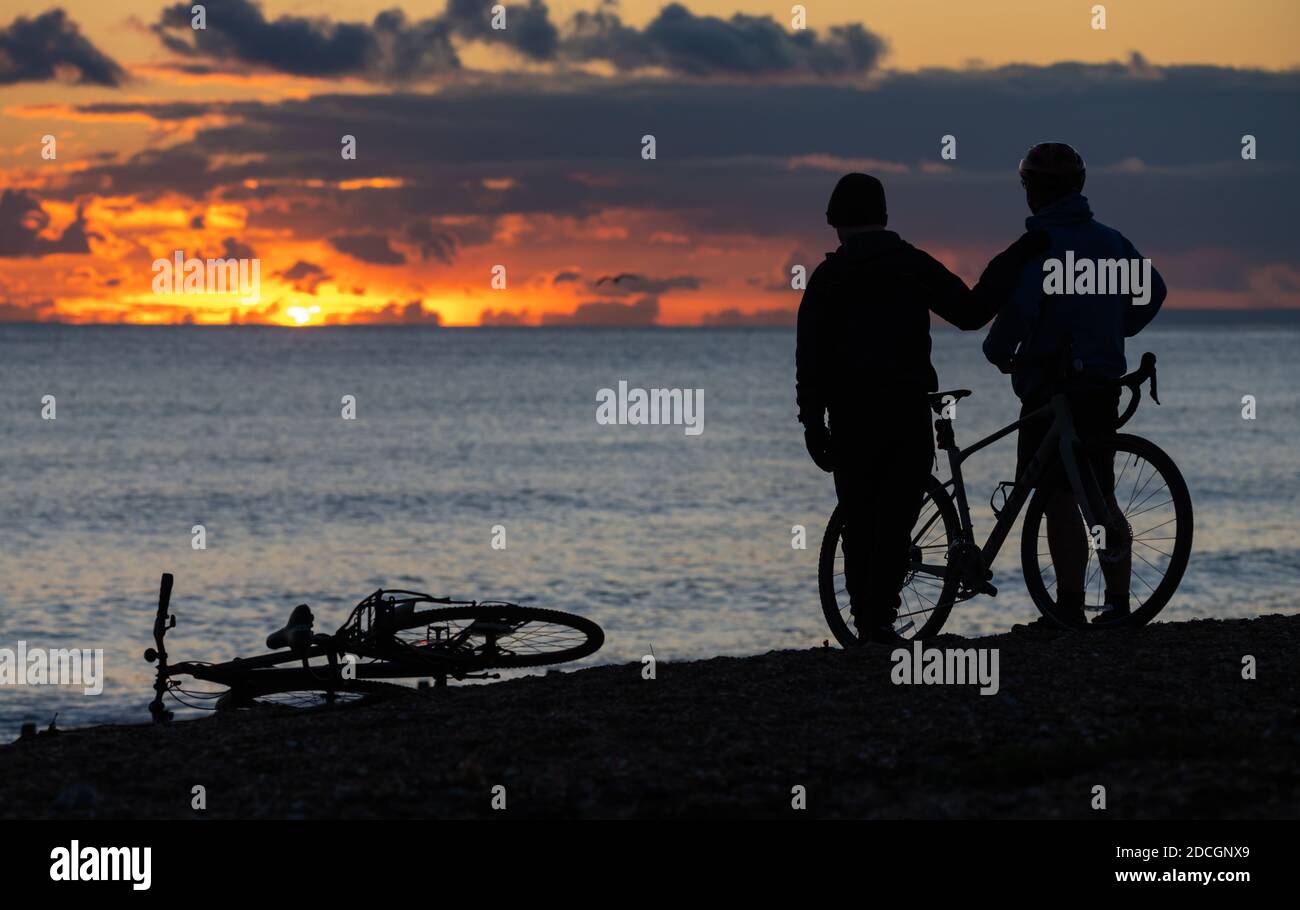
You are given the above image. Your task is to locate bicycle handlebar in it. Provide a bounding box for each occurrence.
[1113,351,1159,429]
[146,572,176,723]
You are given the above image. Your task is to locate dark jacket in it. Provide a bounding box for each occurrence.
[796,230,1027,428]
[983,193,1166,400]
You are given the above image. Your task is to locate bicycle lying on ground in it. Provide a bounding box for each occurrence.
[819,352,1193,644]
[144,574,604,721]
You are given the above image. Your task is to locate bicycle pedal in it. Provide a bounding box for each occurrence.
[979,581,998,596]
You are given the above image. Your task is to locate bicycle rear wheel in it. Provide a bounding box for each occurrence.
[389,605,604,670]
[818,475,959,646]
[1022,433,1193,628]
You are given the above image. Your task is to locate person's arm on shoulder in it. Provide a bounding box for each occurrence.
[916,230,1050,331]
[1123,238,1166,336]
[908,247,978,329]
[983,256,1043,370]
[969,229,1051,329]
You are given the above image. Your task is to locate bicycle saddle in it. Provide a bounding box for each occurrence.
[267,603,315,653]
[928,389,972,413]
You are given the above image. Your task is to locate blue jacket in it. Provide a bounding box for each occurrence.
[982,193,1166,400]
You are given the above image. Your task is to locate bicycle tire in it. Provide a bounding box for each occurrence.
[819,475,960,646]
[1022,433,1193,628]
[386,605,604,670]
[216,679,407,711]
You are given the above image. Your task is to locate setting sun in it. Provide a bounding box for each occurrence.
[285,305,320,326]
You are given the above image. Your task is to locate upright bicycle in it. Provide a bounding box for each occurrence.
[819,352,1193,644]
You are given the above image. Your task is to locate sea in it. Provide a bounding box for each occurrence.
[1,311,1297,729]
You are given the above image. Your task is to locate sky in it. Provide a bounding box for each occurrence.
[0,0,1297,326]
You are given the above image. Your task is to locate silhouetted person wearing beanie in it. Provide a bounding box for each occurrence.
[796,172,1047,643]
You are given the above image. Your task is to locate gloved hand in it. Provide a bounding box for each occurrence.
[803,423,835,472]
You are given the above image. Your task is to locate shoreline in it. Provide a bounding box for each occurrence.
[2,614,1296,819]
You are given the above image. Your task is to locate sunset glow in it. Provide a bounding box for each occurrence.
[1,1,1297,325]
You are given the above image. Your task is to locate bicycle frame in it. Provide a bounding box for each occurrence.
[926,388,1128,600]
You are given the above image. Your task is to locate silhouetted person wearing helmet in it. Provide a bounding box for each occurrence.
[983,142,1167,627]
[797,173,1047,643]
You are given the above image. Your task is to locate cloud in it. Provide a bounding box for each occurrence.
[275,260,330,293]
[443,0,558,61]
[700,306,795,326]
[403,220,458,263]
[43,64,1300,261]
[750,249,811,293]
[150,1,885,82]
[332,299,442,325]
[61,58,1296,251]
[479,307,531,325]
[0,9,126,86]
[1244,263,1300,308]
[329,233,406,265]
[22,56,1300,318]
[0,299,58,323]
[219,236,256,259]
[563,4,887,78]
[542,295,660,326]
[591,273,701,295]
[788,154,910,174]
[0,191,96,258]
[153,0,459,81]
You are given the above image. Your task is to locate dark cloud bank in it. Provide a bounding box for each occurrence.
[0,9,125,86]
[151,0,885,81]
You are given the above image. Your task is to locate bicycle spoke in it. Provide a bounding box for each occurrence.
[1133,538,1173,559]
[909,584,938,610]
[1083,549,1101,591]
[401,616,590,658]
[1132,515,1176,539]
[1125,462,1159,515]
[913,509,943,546]
[1131,566,1157,595]
[1132,548,1167,577]
[1126,497,1173,522]
[1126,479,1168,515]
[1122,459,1146,513]
[896,602,934,620]
[1113,452,1134,497]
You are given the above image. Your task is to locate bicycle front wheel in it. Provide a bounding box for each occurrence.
[216,679,407,711]
[1022,433,1193,628]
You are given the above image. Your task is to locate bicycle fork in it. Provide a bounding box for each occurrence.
[1051,398,1131,564]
